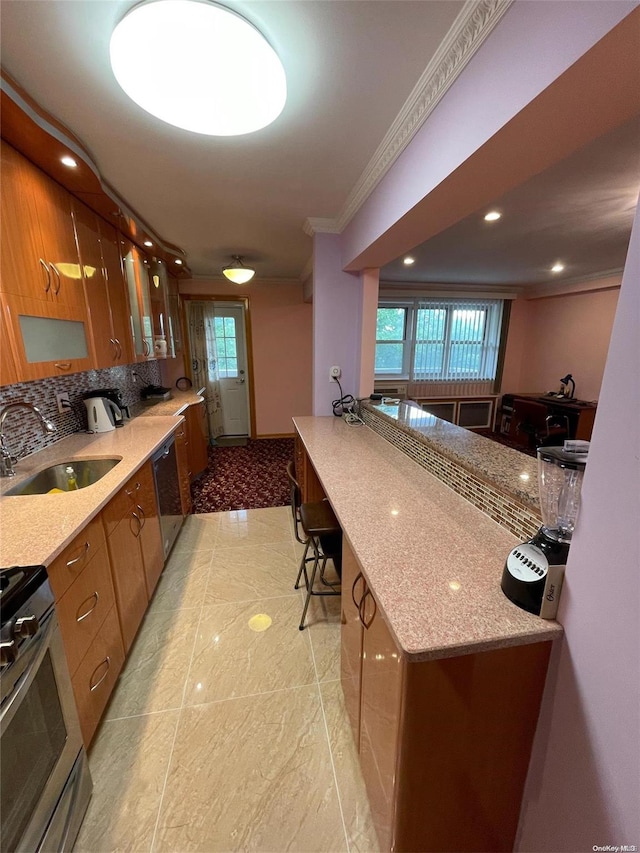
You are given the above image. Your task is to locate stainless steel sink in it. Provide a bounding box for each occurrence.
[4,458,121,496]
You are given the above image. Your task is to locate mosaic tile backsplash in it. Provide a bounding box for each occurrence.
[0,361,162,461]
[359,404,541,541]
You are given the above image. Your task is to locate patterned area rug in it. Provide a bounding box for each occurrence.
[191,438,295,513]
[474,429,537,458]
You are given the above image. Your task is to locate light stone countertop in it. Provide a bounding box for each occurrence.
[0,416,183,569]
[293,415,562,662]
[363,400,540,511]
[132,389,204,418]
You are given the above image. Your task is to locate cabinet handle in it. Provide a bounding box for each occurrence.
[136,503,146,528]
[76,591,99,622]
[39,258,51,293]
[131,511,142,536]
[66,541,90,567]
[50,263,61,294]
[125,482,141,497]
[142,339,150,357]
[55,362,72,371]
[360,588,377,630]
[351,572,365,609]
[89,656,111,692]
[114,338,122,359]
[110,338,118,360]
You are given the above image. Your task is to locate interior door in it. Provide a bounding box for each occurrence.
[213,303,250,436]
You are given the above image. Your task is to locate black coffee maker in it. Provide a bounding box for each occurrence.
[84,388,129,423]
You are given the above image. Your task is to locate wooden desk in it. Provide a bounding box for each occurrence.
[500,393,597,442]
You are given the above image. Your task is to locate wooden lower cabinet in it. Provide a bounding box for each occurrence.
[49,458,173,746]
[341,538,552,853]
[70,605,125,747]
[185,401,209,480]
[102,461,164,649]
[134,462,164,597]
[48,514,125,747]
[175,420,193,515]
[104,512,149,653]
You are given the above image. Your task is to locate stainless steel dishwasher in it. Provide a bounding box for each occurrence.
[151,436,183,558]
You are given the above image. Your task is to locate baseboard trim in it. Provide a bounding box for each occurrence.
[255,432,296,440]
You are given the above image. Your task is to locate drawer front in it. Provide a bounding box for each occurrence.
[71,604,125,748]
[47,515,106,601]
[102,464,152,535]
[55,542,118,677]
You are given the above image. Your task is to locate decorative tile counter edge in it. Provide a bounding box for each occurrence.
[360,403,541,540]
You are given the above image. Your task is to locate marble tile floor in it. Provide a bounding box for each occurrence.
[76,506,379,853]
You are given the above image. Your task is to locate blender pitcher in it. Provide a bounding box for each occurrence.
[501,444,588,618]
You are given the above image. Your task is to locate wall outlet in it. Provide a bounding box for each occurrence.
[56,392,70,414]
[330,366,341,379]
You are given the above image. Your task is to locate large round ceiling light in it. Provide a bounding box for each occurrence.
[110,0,287,136]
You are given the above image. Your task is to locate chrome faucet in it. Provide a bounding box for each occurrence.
[0,402,57,478]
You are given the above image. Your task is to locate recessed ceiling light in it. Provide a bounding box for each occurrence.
[484,211,501,222]
[174,259,183,265]
[61,155,77,168]
[551,262,565,273]
[403,256,415,266]
[109,0,287,136]
[143,240,153,247]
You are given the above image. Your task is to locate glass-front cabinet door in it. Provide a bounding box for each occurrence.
[122,241,153,360]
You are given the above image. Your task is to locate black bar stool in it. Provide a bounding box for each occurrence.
[286,462,342,630]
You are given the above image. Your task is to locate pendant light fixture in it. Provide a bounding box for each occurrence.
[110,0,287,136]
[222,256,255,284]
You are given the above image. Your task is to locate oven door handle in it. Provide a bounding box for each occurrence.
[0,611,56,736]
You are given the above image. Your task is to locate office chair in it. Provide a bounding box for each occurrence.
[514,399,570,448]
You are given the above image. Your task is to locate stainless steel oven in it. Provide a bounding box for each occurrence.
[0,565,92,852]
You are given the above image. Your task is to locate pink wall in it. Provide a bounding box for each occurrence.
[516,198,640,853]
[502,283,621,400]
[179,279,312,436]
[312,233,364,415]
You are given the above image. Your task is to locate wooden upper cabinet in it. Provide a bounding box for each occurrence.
[72,199,132,367]
[98,221,132,365]
[0,141,93,381]
[1,140,54,301]
[166,274,183,358]
[0,301,18,387]
[72,199,112,367]
[24,161,86,311]
[122,240,154,361]
[148,257,170,358]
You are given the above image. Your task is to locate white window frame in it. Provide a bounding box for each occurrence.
[375,297,504,383]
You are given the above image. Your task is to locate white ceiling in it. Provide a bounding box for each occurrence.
[2,1,638,287]
[0,0,466,280]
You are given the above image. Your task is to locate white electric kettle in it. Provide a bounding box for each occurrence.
[83,396,121,433]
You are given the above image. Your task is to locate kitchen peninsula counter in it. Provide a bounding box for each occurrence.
[361,399,540,511]
[0,416,181,568]
[293,415,561,662]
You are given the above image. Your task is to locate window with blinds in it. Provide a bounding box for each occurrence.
[375,298,504,383]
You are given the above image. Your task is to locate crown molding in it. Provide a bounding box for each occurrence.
[332,0,514,233]
[303,217,342,236]
[523,269,623,299]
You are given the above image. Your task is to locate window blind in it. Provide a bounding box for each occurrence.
[413,298,503,382]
